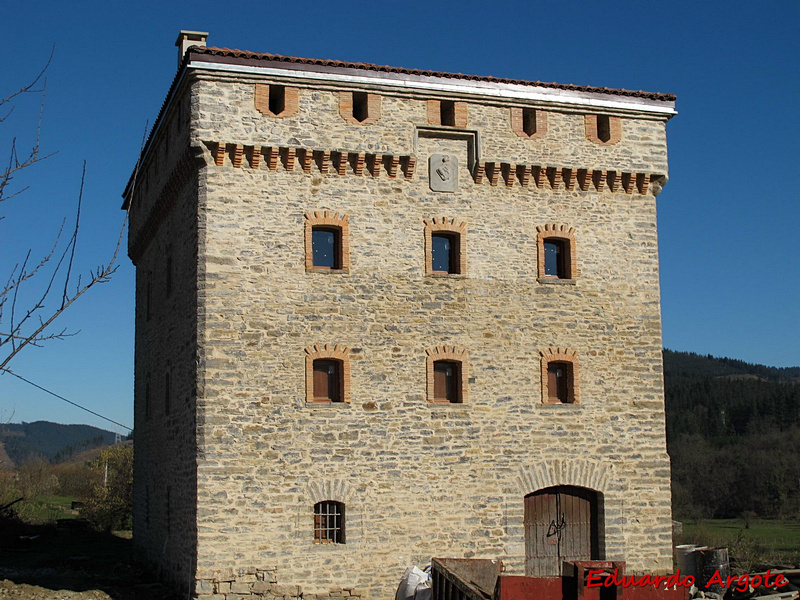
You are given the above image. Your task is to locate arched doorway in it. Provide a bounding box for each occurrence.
[524,486,601,576]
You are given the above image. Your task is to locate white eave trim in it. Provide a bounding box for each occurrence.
[188,60,676,116]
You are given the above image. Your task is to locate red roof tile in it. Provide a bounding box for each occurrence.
[193,46,676,102]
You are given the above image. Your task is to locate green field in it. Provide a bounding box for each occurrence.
[13,495,79,525]
[678,519,800,571]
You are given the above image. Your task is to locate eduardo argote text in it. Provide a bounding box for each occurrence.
[587,569,788,591]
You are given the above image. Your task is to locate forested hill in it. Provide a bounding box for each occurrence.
[0,421,116,467]
[664,349,800,438]
[664,350,800,519]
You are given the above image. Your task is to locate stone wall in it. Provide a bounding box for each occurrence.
[189,74,672,599]
[129,68,674,600]
[130,80,200,596]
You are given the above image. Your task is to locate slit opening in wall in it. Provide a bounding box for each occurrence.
[269,85,286,115]
[440,100,456,126]
[523,108,538,136]
[597,115,611,143]
[352,92,369,122]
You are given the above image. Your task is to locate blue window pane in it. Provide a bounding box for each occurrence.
[544,241,562,277]
[312,229,337,268]
[432,234,452,273]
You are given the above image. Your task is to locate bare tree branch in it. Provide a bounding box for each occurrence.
[0,51,132,372]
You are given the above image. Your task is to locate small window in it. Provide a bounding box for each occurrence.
[352,92,368,123]
[547,362,571,403]
[433,360,462,403]
[313,359,342,402]
[312,227,341,269]
[523,108,538,136]
[597,115,611,143]
[164,371,171,415]
[314,500,345,544]
[424,218,467,276]
[540,347,579,404]
[431,233,460,274]
[269,85,286,115]
[305,212,349,272]
[585,114,621,145]
[544,239,567,278]
[537,225,576,281]
[440,100,456,126]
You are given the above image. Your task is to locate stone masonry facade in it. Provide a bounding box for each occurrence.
[123,33,677,600]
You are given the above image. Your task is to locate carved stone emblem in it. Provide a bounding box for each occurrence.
[429,154,458,192]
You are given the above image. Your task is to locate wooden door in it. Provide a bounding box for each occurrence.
[524,486,599,576]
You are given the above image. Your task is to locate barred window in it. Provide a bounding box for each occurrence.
[314,501,345,544]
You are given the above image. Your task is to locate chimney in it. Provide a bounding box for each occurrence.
[175,30,209,68]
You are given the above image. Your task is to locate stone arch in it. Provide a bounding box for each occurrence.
[517,458,613,496]
[305,478,357,505]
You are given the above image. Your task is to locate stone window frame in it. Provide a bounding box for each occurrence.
[339,91,381,125]
[314,500,346,544]
[304,344,351,404]
[427,99,468,128]
[540,347,580,404]
[585,114,622,145]
[424,217,467,276]
[536,224,577,283]
[425,345,469,404]
[304,211,350,273]
[254,83,299,118]
[510,107,548,139]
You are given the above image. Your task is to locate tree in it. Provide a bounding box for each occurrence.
[82,443,133,531]
[0,56,127,374]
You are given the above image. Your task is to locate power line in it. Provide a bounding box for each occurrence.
[1,368,131,432]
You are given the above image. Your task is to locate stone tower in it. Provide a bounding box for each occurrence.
[122,31,677,600]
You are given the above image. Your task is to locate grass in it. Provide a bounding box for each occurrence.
[14,495,79,525]
[677,518,800,572]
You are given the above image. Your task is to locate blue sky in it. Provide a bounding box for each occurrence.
[1,0,797,433]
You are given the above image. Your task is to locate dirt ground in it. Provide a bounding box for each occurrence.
[0,523,176,600]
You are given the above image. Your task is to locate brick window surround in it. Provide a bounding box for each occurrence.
[304,211,350,272]
[536,224,577,281]
[304,344,351,404]
[510,107,548,139]
[585,114,622,145]
[339,91,381,125]
[424,217,467,275]
[254,84,299,118]
[426,345,469,404]
[427,99,468,127]
[540,347,580,404]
